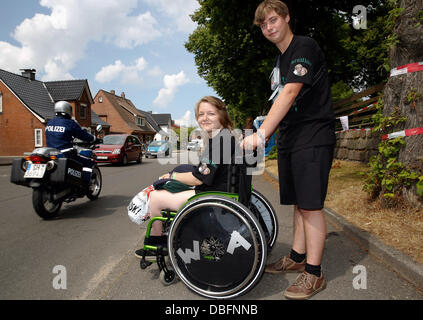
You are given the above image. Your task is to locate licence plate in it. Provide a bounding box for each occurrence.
[96,156,108,160]
[24,163,47,178]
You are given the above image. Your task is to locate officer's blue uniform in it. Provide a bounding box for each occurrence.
[46,117,95,181]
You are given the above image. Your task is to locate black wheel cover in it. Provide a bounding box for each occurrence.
[168,196,267,299]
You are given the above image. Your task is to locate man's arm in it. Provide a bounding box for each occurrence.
[72,122,95,142]
[260,82,303,139]
[241,82,303,149]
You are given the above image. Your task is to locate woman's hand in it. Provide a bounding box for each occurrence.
[159,173,171,180]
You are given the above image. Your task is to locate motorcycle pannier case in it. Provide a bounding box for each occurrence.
[50,158,83,187]
[10,158,31,187]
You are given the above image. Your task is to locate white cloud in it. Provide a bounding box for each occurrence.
[174,110,198,127]
[95,57,150,84]
[143,0,200,33]
[0,0,162,80]
[147,66,163,77]
[153,71,189,108]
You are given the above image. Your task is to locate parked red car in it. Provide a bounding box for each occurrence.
[94,134,143,165]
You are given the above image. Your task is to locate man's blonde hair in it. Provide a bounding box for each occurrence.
[254,0,290,26]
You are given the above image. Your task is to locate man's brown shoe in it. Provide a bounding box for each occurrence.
[265,256,306,274]
[284,271,326,300]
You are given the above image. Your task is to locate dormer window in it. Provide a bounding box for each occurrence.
[136,116,145,127]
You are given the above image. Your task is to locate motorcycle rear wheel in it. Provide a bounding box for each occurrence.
[86,166,102,200]
[32,187,62,220]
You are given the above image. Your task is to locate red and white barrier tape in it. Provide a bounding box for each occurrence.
[336,102,378,120]
[335,128,373,134]
[390,62,423,77]
[336,127,423,141]
[382,127,423,140]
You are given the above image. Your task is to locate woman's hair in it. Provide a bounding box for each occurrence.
[195,96,234,131]
[254,0,290,26]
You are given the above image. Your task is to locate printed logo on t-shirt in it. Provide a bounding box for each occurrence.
[198,162,210,175]
[291,58,312,66]
[293,64,308,76]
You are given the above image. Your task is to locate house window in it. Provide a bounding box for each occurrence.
[0,92,3,113]
[80,103,87,119]
[34,129,43,147]
[98,96,103,103]
[136,116,145,127]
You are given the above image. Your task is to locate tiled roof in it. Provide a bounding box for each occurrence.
[45,80,93,103]
[137,109,162,132]
[152,113,171,126]
[101,91,156,134]
[0,69,55,120]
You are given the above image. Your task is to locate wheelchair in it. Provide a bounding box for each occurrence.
[137,154,278,299]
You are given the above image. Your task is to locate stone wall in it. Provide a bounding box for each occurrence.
[334,130,380,162]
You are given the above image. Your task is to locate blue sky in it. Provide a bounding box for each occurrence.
[0,0,217,127]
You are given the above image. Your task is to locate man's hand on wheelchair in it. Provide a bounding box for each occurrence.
[240,131,265,151]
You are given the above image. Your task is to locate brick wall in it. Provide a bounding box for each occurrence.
[73,89,92,128]
[334,130,380,162]
[0,82,45,156]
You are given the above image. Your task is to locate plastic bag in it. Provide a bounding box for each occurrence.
[127,185,155,225]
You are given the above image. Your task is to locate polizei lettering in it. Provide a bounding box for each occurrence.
[45,125,66,133]
[67,168,82,179]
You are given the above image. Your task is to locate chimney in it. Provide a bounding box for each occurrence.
[110,90,115,95]
[121,92,125,99]
[20,69,36,80]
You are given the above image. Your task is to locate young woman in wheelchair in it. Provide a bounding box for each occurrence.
[135,96,236,259]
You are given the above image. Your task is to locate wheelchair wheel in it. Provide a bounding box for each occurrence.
[168,196,267,299]
[249,189,278,250]
[160,269,176,286]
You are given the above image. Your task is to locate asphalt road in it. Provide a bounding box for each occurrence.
[0,151,422,301]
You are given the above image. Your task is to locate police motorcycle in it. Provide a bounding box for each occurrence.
[10,125,104,220]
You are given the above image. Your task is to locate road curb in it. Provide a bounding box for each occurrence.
[0,157,18,166]
[263,168,423,292]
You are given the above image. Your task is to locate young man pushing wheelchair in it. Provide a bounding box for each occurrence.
[241,0,336,299]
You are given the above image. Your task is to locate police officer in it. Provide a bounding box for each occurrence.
[46,101,98,181]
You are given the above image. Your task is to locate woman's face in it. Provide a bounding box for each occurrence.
[197,102,223,136]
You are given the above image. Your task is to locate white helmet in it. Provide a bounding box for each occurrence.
[54,101,72,117]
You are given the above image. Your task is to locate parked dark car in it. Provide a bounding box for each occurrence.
[94,134,143,165]
[145,140,171,158]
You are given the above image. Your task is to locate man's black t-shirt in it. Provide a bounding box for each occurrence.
[274,35,335,151]
[193,129,235,193]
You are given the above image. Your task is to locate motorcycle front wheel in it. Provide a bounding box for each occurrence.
[32,187,62,220]
[86,166,102,200]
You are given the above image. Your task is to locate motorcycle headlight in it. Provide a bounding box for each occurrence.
[112,149,121,154]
